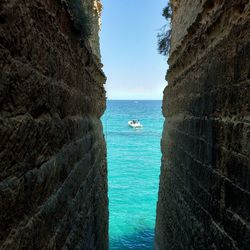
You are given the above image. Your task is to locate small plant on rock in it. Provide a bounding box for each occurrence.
[157,2,172,56]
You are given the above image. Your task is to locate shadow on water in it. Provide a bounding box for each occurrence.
[110,228,154,250]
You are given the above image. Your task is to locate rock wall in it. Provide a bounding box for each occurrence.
[156,0,250,249]
[83,0,103,58]
[0,0,108,249]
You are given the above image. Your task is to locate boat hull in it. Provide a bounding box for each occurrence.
[128,121,143,128]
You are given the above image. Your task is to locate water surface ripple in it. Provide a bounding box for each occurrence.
[102,100,164,250]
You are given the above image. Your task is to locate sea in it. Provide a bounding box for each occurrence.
[102,100,164,250]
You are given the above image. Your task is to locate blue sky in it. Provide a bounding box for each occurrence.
[100,0,169,100]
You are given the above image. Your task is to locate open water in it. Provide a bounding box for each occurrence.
[102,100,164,249]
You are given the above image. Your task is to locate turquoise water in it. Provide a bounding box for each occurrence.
[102,100,164,249]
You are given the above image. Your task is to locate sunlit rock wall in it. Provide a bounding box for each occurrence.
[0,0,108,249]
[83,0,103,58]
[156,0,250,249]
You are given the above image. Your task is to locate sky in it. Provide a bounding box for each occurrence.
[100,0,169,100]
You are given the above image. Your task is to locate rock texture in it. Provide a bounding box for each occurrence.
[83,0,103,58]
[0,0,108,249]
[156,0,250,249]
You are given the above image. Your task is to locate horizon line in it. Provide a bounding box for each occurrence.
[107,99,162,101]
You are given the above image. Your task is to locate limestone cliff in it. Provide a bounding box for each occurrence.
[0,0,108,249]
[83,0,103,58]
[156,0,250,249]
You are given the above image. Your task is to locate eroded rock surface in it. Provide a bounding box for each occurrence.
[0,0,108,249]
[156,0,250,249]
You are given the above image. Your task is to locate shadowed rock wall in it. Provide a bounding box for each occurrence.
[156,0,250,249]
[0,0,108,249]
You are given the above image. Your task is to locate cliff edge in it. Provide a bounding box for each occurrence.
[0,0,108,249]
[156,0,250,249]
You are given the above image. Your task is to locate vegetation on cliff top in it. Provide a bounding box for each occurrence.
[157,2,172,56]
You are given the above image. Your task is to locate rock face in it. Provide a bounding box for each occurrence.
[0,0,108,249]
[156,0,250,249]
[83,0,103,58]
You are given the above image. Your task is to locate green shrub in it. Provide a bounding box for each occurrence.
[65,0,92,39]
[162,4,172,19]
[157,2,172,56]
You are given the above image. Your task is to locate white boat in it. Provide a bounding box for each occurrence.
[128,120,143,128]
